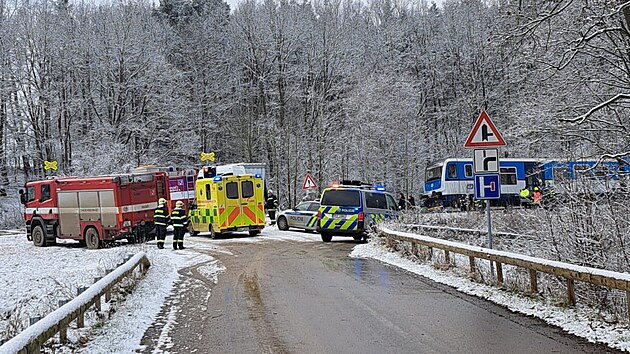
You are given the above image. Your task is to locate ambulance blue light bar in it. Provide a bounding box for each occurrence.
[213,176,222,182]
[255,173,262,178]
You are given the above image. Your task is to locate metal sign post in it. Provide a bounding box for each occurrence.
[465,111,507,277]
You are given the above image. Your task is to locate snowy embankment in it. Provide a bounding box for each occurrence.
[0,230,222,353]
[351,237,630,352]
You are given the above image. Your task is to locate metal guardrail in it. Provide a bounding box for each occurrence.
[378,228,630,320]
[1,252,151,354]
[408,224,533,239]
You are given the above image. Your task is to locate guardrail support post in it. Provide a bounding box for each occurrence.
[58,300,69,343]
[626,291,630,321]
[529,269,538,294]
[427,247,433,260]
[95,296,101,311]
[444,250,450,265]
[411,242,418,256]
[496,262,503,286]
[567,279,576,306]
[105,288,112,302]
[469,256,475,274]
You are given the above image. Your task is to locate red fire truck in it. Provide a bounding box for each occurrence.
[19,171,169,249]
[131,165,197,213]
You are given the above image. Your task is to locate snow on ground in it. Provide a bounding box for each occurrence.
[350,240,630,352]
[0,225,316,353]
[0,231,222,353]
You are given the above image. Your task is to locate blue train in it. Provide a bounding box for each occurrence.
[423,157,630,206]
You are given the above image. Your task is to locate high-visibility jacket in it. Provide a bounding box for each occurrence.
[170,207,188,228]
[520,189,530,199]
[154,205,170,226]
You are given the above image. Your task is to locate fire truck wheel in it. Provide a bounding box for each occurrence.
[32,224,47,247]
[85,228,101,249]
[249,230,261,237]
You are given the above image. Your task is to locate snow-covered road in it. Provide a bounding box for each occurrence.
[4,225,629,353]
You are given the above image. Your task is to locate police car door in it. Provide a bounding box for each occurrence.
[291,202,311,228]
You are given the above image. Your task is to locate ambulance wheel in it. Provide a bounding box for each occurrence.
[32,224,47,247]
[188,224,199,236]
[277,216,289,231]
[85,227,101,249]
[320,232,332,242]
[209,225,219,239]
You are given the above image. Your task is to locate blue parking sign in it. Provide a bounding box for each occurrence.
[474,174,500,199]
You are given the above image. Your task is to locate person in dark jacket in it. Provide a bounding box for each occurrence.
[170,200,188,250]
[266,189,279,225]
[398,193,406,210]
[408,195,415,208]
[154,198,169,249]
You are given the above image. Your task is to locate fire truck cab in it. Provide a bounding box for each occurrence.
[20,172,169,249]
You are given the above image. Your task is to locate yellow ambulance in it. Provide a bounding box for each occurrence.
[188,169,266,238]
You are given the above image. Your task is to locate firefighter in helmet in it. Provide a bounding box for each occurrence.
[154,198,169,249]
[266,189,279,226]
[170,200,188,250]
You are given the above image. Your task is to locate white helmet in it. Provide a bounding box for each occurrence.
[268,189,274,194]
[158,198,167,205]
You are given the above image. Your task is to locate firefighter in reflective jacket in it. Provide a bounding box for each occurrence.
[170,200,188,250]
[154,198,169,249]
[266,189,279,226]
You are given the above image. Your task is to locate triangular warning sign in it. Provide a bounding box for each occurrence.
[302,174,318,190]
[464,111,506,148]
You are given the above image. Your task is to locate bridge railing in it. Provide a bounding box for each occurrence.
[0,251,151,354]
[378,228,630,319]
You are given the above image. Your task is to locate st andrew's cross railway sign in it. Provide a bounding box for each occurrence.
[464,111,506,148]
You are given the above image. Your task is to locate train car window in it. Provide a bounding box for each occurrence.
[464,164,473,178]
[447,164,457,179]
[41,185,51,201]
[426,166,442,181]
[553,167,568,181]
[500,167,517,185]
[574,165,590,177]
[594,165,609,177]
[226,182,239,199]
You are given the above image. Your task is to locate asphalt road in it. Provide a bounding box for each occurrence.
[140,234,619,354]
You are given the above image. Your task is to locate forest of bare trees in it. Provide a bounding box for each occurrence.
[0,0,628,208]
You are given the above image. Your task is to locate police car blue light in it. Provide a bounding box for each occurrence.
[375,185,385,192]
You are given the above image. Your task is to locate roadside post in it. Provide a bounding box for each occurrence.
[464,111,507,275]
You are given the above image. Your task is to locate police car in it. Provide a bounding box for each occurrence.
[317,181,399,242]
[277,201,320,231]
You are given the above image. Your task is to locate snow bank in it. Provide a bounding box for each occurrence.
[1,252,148,353]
